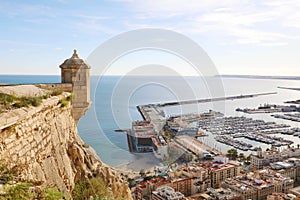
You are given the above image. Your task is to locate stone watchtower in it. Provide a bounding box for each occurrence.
[59,50,91,124]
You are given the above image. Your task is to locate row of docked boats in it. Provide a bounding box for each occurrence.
[196,115,297,151]
[232,132,293,147]
[215,135,252,151]
[198,116,290,135]
[272,113,300,122]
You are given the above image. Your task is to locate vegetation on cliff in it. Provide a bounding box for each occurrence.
[0,89,65,113]
[0,93,43,110]
[72,177,115,200]
[0,160,65,200]
[0,86,132,200]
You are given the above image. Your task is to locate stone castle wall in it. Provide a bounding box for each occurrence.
[35,83,73,93]
[0,92,131,199]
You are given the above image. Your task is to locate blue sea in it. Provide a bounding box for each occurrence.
[1,75,299,166]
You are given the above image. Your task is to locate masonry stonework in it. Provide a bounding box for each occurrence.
[60,50,91,124]
[0,93,131,199]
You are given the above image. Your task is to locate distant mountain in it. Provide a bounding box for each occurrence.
[216,75,300,80]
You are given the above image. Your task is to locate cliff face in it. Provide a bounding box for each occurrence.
[0,91,131,199]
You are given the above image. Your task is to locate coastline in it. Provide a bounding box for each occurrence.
[114,153,162,178]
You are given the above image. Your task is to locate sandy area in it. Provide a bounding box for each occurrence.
[114,153,162,178]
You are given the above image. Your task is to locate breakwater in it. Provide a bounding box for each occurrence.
[155,92,277,107]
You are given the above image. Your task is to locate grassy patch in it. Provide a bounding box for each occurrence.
[58,98,69,107]
[51,89,63,96]
[72,177,113,200]
[58,94,73,107]
[0,160,65,200]
[0,93,43,111]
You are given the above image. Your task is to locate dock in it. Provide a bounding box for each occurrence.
[137,105,166,132]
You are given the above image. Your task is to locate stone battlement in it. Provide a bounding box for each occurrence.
[35,83,73,93]
[0,92,70,130]
[0,50,91,124]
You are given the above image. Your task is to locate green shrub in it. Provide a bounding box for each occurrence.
[0,161,64,200]
[83,143,90,148]
[0,93,17,108]
[43,188,65,200]
[0,160,15,184]
[42,93,51,99]
[12,102,22,108]
[58,98,69,107]
[72,177,113,200]
[51,89,63,96]
[28,97,42,107]
[66,93,75,101]
[5,182,34,200]
[1,93,44,109]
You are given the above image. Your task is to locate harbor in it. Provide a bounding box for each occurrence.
[125,92,300,161]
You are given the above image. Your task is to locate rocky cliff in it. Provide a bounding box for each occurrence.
[0,87,132,199]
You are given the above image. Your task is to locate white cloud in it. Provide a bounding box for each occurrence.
[75,21,118,35]
[0,40,51,47]
[74,14,111,21]
[118,0,300,46]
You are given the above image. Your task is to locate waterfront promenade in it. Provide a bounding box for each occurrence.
[174,135,223,156]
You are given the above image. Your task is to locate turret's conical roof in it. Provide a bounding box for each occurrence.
[59,49,90,69]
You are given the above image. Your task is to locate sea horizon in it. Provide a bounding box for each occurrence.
[1,75,299,167]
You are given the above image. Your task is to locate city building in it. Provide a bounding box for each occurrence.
[222,169,294,200]
[130,120,156,152]
[209,188,241,200]
[191,188,241,200]
[134,177,171,200]
[267,193,296,200]
[252,147,282,169]
[252,147,300,169]
[207,157,240,188]
[172,178,193,197]
[222,178,258,200]
[261,169,294,194]
[288,185,300,197]
[270,161,297,181]
[152,186,185,200]
[286,158,300,181]
[168,164,211,195]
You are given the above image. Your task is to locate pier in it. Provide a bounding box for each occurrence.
[137,105,166,132]
[278,86,300,91]
[156,92,277,107]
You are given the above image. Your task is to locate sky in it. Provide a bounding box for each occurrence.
[0,0,300,76]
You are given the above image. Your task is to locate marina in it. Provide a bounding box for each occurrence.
[123,88,300,160]
[130,99,299,157]
[197,116,290,135]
